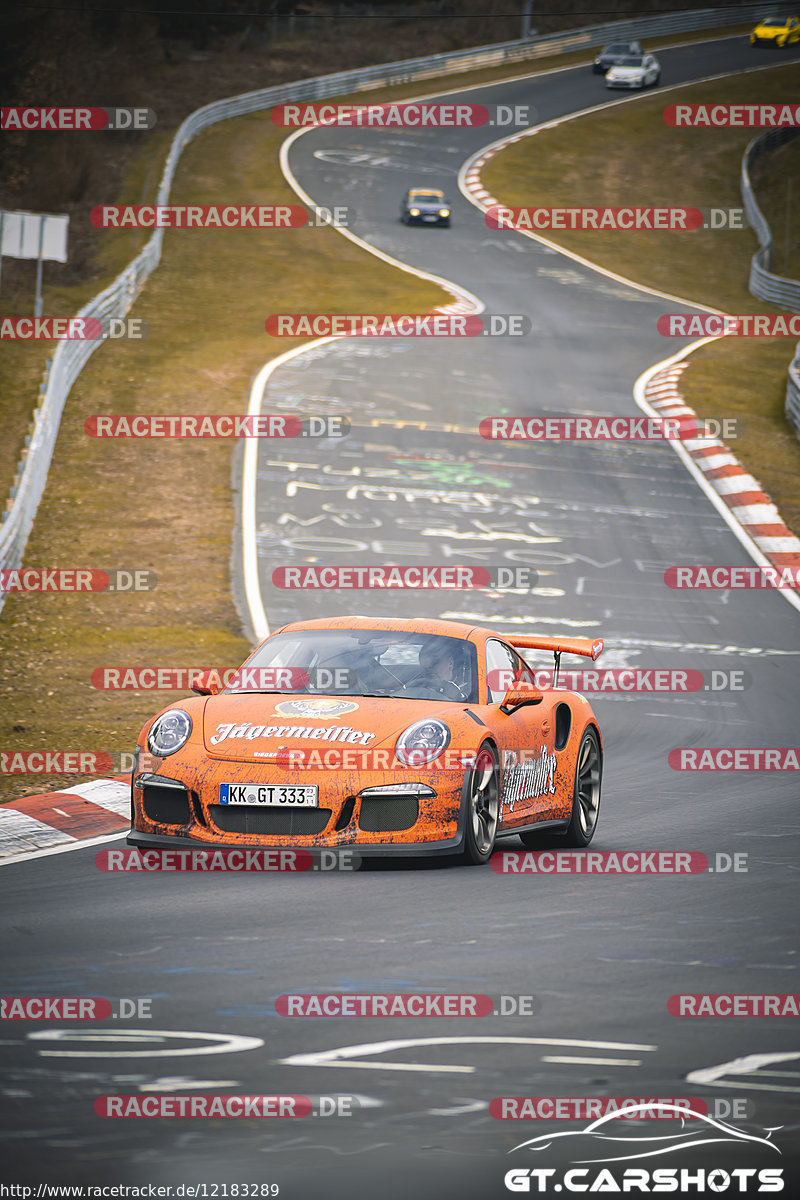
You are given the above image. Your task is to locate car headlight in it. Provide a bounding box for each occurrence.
[410,208,420,216]
[395,719,451,767]
[439,209,450,217]
[147,709,192,757]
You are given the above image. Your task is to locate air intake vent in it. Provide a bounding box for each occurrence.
[358,795,419,833]
[143,785,192,827]
[208,806,331,835]
[555,703,572,751]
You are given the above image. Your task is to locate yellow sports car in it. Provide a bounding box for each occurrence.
[750,15,800,45]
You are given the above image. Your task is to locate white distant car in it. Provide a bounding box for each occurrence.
[605,53,661,89]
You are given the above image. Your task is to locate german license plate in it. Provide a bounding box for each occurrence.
[219,783,318,807]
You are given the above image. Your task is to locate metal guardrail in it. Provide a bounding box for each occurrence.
[741,127,800,309]
[0,1,793,609]
[741,128,800,437]
[787,343,800,437]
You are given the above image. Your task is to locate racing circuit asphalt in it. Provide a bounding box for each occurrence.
[2,33,800,1199]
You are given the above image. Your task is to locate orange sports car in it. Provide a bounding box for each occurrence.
[127,616,604,865]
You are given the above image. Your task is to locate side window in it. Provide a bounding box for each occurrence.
[485,641,537,703]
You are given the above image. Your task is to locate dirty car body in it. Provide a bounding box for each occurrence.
[128,617,604,865]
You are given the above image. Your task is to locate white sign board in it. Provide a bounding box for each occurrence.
[0,210,69,263]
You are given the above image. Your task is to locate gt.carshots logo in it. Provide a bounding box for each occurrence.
[487,206,702,231]
[1,107,156,130]
[504,1105,783,1191]
[504,1168,784,1193]
[264,314,530,337]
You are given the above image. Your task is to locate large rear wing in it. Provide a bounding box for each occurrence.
[507,635,604,688]
[507,635,603,660]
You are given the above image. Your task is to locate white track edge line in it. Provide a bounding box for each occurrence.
[0,828,129,868]
[633,343,800,616]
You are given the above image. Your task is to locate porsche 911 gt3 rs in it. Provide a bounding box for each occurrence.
[128,616,604,865]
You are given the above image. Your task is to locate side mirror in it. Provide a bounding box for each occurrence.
[191,670,220,696]
[500,686,543,714]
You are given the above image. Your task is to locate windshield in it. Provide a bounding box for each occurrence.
[604,43,631,53]
[761,18,783,25]
[409,193,445,204]
[233,628,479,702]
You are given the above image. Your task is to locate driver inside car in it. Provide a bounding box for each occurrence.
[405,641,465,700]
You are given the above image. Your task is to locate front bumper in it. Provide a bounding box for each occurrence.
[130,761,467,851]
[127,827,465,857]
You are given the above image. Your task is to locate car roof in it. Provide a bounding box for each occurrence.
[274,614,501,642]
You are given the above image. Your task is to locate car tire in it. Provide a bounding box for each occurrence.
[518,727,602,850]
[461,742,500,865]
[652,72,661,86]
